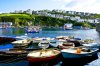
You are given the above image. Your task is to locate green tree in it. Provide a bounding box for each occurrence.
[15,18,21,26]
[0,17,2,22]
[83,22,91,28]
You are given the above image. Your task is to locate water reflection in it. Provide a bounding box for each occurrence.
[0,28,25,36]
[12,28,25,35]
[0,28,13,36]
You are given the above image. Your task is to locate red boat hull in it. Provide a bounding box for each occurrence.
[58,45,74,49]
[27,54,59,63]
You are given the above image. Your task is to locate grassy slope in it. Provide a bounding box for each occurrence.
[0,14,32,19]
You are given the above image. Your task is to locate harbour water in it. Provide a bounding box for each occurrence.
[0,28,100,66]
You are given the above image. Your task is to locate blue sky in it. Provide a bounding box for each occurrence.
[0,0,100,13]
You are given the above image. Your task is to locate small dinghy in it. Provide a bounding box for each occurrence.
[58,42,75,49]
[61,47,99,58]
[0,48,29,58]
[80,39,94,44]
[49,40,59,48]
[27,49,60,62]
[82,43,100,48]
[12,39,31,48]
[32,37,53,43]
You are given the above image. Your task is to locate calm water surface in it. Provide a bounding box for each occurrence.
[0,28,100,41]
[0,28,100,66]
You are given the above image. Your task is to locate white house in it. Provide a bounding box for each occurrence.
[0,22,12,28]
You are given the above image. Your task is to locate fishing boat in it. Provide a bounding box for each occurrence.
[58,41,75,49]
[32,37,54,44]
[11,39,32,48]
[82,42,100,48]
[64,23,73,30]
[61,47,99,58]
[27,49,60,62]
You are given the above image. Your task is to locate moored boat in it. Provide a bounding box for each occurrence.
[27,49,60,62]
[56,36,69,40]
[5,49,28,54]
[56,36,76,42]
[14,35,31,40]
[64,23,73,30]
[49,40,58,48]
[82,42,100,48]
[11,39,32,48]
[32,37,54,44]
[0,48,29,58]
[61,47,99,58]
[26,26,41,33]
[38,40,50,49]
[58,42,75,49]
[0,48,42,61]
[0,36,16,44]
[79,39,94,44]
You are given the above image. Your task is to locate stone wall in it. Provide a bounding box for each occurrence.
[96,23,100,32]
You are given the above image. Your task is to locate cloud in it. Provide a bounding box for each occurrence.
[53,0,100,13]
[52,0,73,4]
[65,1,78,7]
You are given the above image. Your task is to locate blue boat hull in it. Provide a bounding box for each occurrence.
[26,31,39,33]
[61,49,98,58]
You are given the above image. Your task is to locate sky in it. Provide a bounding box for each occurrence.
[0,0,100,14]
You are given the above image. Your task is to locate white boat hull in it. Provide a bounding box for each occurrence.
[27,49,60,62]
[50,43,58,47]
[82,43,100,48]
[50,41,62,48]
